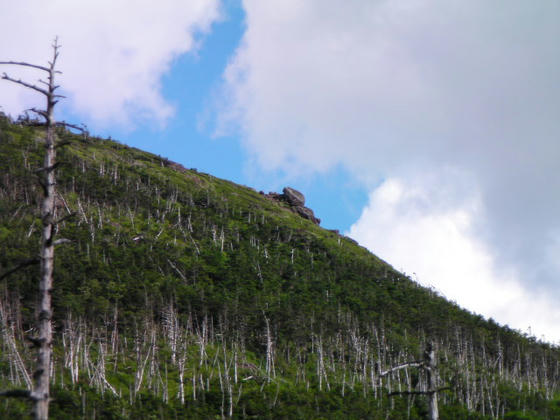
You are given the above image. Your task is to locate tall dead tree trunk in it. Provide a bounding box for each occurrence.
[33,41,60,420]
[381,342,448,420]
[0,38,69,420]
[424,342,439,420]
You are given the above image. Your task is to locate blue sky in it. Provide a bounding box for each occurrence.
[1,0,559,343]
[58,1,367,232]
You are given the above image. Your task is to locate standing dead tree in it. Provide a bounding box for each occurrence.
[0,38,79,420]
[379,342,450,420]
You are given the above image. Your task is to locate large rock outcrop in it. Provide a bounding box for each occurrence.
[282,187,305,207]
[263,187,321,225]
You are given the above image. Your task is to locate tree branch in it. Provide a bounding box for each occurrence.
[388,386,451,397]
[56,121,87,133]
[37,177,48,196]
[378,361,423,377]
[167,258,187,282]
[0,61,50,72]
[389,390,434,397]
[26,336,46,349]
[14,121,44,128]
[0,258,40,280]
[54,212,76,225]
[34,162,61,174]
[0,389,33,399]
[29,107,48,120]
[1,73,48,96]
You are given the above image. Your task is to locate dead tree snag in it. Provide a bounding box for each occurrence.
[0,37,73,420]
[380,342,450,420]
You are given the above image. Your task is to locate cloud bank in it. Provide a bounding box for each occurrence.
[219,1,560,341]
[0,0,220,127]
[348,173,560,342]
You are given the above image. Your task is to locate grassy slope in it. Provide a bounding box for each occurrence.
[0,118,559,419]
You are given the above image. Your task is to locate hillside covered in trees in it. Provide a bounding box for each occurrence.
[1,117,559,419]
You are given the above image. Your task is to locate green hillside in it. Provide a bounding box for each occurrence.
[1,116,559,419]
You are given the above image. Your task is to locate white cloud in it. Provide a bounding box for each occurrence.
[221,0,559,177]
[0,0,221,127]
[348,174,560,343]
[217,0,560,341]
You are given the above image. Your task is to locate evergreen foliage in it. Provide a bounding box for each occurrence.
[1,117,559,418]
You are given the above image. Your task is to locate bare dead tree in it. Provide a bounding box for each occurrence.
[380,342,450,420]
[0,37,75,420]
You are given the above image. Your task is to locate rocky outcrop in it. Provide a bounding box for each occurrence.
[295,206,320,225]
[263,187,321,225]
[282,187,305,207]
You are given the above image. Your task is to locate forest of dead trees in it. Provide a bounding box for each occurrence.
[1,290,558,418]
[0,111,559,418]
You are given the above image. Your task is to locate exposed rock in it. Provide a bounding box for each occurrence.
[167,161,188,173]
[282,187,305,207]
[159,156,191,173]
[263,187,321,225]
[265,192,283,201]
[295,206,321,225]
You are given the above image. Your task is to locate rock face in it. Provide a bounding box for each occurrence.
[295,206,320,225]
[264,187,321,225]
[282,187,305,207]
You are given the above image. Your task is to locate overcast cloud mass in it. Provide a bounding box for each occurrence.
[219,0,560,341]
[0,0,220,127]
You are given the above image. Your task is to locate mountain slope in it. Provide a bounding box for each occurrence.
[1,117,559,419]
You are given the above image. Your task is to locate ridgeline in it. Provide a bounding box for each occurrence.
[1,116,559,419]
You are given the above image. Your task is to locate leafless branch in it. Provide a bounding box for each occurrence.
[167,259,187,282]
[34,162,60,174]
[1,73,48,96]
[388,386,451,397]
[37,177,48,196]
[56,121,87,133]
[389,390,433,397]
[29,108,48,120]
[54,212,76,225]
[378,361,423,377]
[0,389,33,399]
[0,61,50,72]
[26,337,46,349]
[0,258,40,281]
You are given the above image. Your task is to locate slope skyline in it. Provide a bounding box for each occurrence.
[1,0,558,343]
[1,119,558,418]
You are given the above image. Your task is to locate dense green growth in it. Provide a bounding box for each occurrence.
[1,117,559,419]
